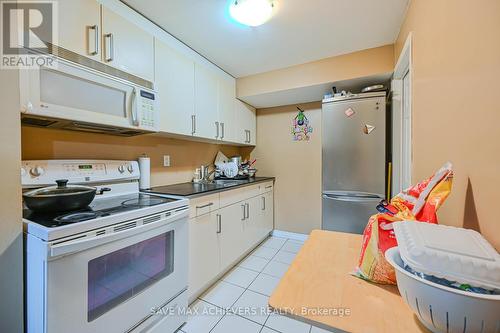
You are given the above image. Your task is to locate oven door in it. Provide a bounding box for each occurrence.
[44,213,187,333]
[20,58,156,132]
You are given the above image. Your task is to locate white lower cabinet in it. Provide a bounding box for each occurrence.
[188,211,220,300]
[218,203,246,272]
[187,184,274,302]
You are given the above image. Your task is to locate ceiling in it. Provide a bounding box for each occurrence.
[122,0,409,78]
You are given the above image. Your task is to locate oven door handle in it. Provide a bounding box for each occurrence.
[49,207,188,258]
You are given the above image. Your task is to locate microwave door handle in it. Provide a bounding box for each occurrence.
[131,88,139,126]
[49,208,188,258]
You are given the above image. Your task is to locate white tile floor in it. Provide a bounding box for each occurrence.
[178,235,339,333]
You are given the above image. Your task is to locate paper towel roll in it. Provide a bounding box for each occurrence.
[138,156,150,190]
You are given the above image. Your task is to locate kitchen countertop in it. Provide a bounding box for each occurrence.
[269,230,429,333]
[144,177,275,198]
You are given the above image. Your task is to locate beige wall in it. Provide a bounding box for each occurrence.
[22,127,242,186]
[237,45,394,99]
[249,102,322,234]
[0,70,23,332]
[395,0,500,249]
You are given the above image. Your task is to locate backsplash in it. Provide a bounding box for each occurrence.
[22,127,244,187]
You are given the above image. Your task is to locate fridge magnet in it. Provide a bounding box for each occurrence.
[291,107,313,141]
[363,124,376,134]
[344,107,355,118]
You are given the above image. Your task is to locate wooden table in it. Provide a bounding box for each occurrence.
[269,230,429,333]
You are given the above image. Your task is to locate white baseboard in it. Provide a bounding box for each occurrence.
[271,230,309,242]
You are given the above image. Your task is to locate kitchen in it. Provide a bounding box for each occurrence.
[1,0,500,333]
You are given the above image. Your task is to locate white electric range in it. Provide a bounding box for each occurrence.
[23,160,189,333]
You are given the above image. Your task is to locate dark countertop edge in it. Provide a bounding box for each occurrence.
[147,177,275,199]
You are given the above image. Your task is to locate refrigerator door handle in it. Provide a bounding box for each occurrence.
[322,191,383,199]
[322,193,383,202]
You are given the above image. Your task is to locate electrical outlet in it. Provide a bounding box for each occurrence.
[163,155,171,167]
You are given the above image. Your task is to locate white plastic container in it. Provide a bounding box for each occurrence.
[386,247,500,333]
[393,221,500,290]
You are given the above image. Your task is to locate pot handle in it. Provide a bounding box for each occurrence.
[55,179,69,188]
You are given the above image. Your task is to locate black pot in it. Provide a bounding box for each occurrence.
[23,179,97,213]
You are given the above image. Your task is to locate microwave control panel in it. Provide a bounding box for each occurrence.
[138,90,157,129]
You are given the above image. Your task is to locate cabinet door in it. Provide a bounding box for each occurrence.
[244,196,263,250]
[56,0,100,60]
[218,203,245,271]
[101,6,154,81]
[261,191,274,237]
[217,76,236,142]
[155,40,195,135]
[194,64,219,139]
[235,99,256,145]
[188,213,220,300]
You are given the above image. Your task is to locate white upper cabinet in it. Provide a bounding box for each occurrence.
[56,0,101,61]
[235,99,257,145]
[155,39,195,136]
[217,75,236,143]
[194,63,219,139]
[101,6,154,81]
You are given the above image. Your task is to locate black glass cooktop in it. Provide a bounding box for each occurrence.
[23,193,177,228]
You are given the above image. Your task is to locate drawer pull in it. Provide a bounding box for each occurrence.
[196,202,214,209]
[265,186,273,189]
[241,204,246,220]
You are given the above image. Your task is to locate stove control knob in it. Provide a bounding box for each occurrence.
[21,167,27,177]
[127,164,134,173]
[118,165,125,173]
[30,166,45,177]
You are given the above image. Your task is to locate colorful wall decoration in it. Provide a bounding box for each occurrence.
[291,107,313,141]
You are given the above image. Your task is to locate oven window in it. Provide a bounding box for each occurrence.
[87,231,174,322]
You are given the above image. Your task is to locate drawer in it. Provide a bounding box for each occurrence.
[189,193,220,218]
[219,184,260,208]
[259,181,274,194]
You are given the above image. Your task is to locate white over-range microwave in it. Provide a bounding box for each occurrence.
[19,56,159,136]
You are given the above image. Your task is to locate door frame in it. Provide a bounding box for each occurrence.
[391,33,413,193]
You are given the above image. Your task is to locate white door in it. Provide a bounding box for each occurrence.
[235,100,256,145]
[101,6,154,81]
[244,197,261,249]
[218,203,245,271]
[56,0,101,60]
[217,75,236,142]
[194,64,219,139]
[155,40,195,136]
[260,191,274,237]
[188,212,220,300]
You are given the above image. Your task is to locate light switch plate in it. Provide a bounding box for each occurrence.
[163,155,171,167]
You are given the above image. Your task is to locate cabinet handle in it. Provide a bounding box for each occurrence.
[248,130,251,143]
[220,122,225,140]
[265,186,273,190]
[241,204,246,220]
[245,203,250,219]
[196,202,213,209]
[215,121,219,139]
[262,196,266,210]
[216,214,222,234]
[87,25,99,56]
[104,33,114,62]
[191,115,196,135]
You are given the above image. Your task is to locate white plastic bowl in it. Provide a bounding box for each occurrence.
[385,247,500,333]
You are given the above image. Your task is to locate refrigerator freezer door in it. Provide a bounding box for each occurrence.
[322,192,382,234]
[322,97,386,195]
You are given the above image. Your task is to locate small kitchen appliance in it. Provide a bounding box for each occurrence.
[23,160,189,333]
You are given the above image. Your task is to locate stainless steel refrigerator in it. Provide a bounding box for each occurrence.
[322,92,387,234]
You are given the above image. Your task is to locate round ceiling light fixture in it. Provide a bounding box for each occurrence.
[229,0,275,27]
